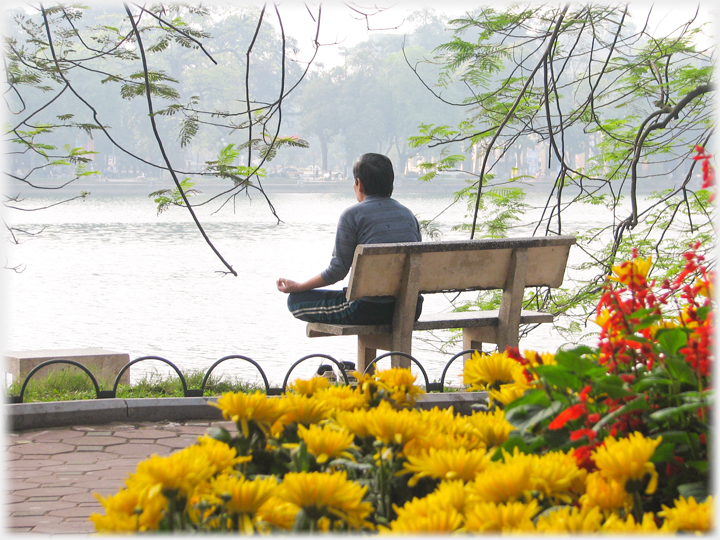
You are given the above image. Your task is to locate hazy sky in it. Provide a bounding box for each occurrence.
[249,1,715,69]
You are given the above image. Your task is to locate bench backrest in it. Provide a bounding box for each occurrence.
[346,236,576,300]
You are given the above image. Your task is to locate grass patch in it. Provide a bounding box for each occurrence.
[5,368,265,403]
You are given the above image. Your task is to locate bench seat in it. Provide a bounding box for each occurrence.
[307,309,553,337]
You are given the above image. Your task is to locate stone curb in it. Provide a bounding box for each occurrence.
[6,392,488,431]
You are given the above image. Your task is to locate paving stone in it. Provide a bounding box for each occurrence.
[7,480,41,491]
[61,435,127,446]
[112,428,179,439]
[4,469,58,480]
[11,442,76,455]
[156,436,200,449]
[16,487,86,497]
[76,445,105,452]
[6,500,77,512]
[52,451,117,463]
[8,515,65,527]
[29,429,80,442]
[61,491,105,504]
[17,456,66,466]
[40,463,111,473]
[32,519,97,534]
[48,506,101,518]
[105,443,165,457]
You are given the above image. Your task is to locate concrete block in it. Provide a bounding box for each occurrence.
[126,397,223,423]
[6,399,129,431]
[416,391,488,416]
[5,348,130,388]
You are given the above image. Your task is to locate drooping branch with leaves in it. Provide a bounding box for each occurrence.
[3,2,321,274]
[407,3,715,341]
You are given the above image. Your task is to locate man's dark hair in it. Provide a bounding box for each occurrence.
[353,153,394,197]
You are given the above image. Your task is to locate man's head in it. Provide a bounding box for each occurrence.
[353,153,394,197]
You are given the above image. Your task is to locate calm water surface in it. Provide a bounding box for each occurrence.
[5,188,610,387]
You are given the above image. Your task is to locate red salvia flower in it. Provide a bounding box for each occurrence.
[549,403,587,430]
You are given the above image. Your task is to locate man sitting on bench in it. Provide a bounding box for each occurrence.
[276,153,423,325]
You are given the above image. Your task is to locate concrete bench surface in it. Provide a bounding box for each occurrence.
[307,235,576,371]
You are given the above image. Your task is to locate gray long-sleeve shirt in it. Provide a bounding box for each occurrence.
[321,195,421,286]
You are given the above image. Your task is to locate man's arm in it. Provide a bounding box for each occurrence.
[276,274,328,294]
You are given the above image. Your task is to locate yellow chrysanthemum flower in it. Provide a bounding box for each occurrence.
[365,400,426,450]
[386,505,464,533]
[334,407,374,439]
[610,255,652,287]
[530,450,587,504]
[404,430,483,455]
[487,382,532,406]
[313,384,369,413]
[463,350,527,390]
[90,487,166,532]
[255,496,299,532]
[288,376,331,396]
[401,446,493,487]
[273,393,332,434]
[203,473,278,532]
[389,480,468,532]
[592,432,662,494]
[277,471,374,530]
[194,435,251,473]
[374,367,425,407]
[464,408,515,448]
[523,349,556,369]
[211,391,287,438]
[535,504,604,533]
[294,423,358,464]
[127,448,215,500]
[580,471,632,512]
[659,496,714,533]
[465,451,533,504]
[463,499,539,533]
[601,512,662,533]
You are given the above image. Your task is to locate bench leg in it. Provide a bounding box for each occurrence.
[462,326,499,366]
[358,336,377,375]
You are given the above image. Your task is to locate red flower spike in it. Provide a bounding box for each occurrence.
[548,403,587,430]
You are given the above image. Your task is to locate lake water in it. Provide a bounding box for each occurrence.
[4,185,618,388]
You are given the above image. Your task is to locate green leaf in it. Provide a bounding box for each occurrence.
[592,377,634,399]
[508,400,565,433]
[593,396,649,432]
[649,402,705,422]
[651,441,678,463]
[664,356,698,385]
[687,461,709,473]
[633,376,674,392]
[534,365,583,390]
[657,328,688,355]
[677,481,708,502]
[503,388,550,412]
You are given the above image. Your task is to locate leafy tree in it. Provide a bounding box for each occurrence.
[408,3,715,340]
[294,9,464,177]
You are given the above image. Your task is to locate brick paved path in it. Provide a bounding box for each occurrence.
[5,419,235,534]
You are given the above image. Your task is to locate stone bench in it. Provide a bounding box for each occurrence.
[5,348,131,387]
[306,236,576,372]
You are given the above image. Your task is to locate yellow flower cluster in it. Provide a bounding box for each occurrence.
[388,441,712,534]
[91,367,712,534]
[463,349,552,405]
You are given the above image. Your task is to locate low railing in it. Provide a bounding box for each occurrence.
[6,349,478,404]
